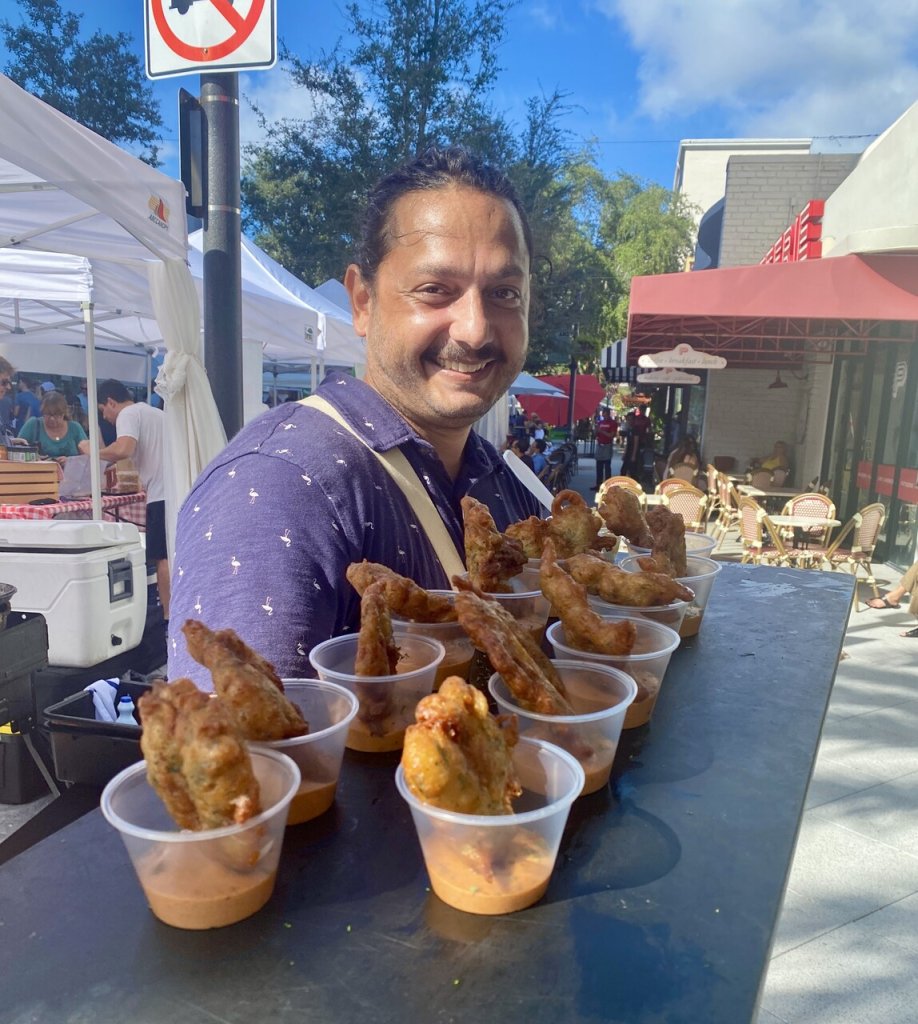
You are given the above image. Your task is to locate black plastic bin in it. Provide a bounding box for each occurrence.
[44,679,151,788]
[0,611,49,728]
[0,730,48,804]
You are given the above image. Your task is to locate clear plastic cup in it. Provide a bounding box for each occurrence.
[396,736,584,915]
[101,747,300,930]
[626,531,718,558]
[488,660,637,796]
[545,616,680,729]
[252,680,358,825]
[391,591,475,690]
[308,634,445,752]
[458,564,551,644]
[585,590,693,633]
[621,554,722,638]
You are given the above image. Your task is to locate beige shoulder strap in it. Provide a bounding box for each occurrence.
[299,394,466,580]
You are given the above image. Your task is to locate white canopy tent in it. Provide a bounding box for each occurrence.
[0,73,225,549]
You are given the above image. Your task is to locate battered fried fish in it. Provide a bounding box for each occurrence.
[453,581,572,715]
[645,505,688,577]
[138,678,261,831]
[504,515,548,559]
[549,489,616,558]
[636,553,677,576]
[563,552,693,607]
[183,620,308,741]
[598,487,654,548]
[351,581,402,734]
[461,495,526,593]
[346,561,457,622]
[401,676,521,815]
[540,541,637,656]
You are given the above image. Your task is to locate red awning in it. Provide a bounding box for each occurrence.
[628,253,918,368]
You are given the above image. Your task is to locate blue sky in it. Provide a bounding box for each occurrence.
[1,0,916,187]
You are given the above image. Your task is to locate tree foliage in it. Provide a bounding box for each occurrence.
[242,0,696,373]
[1,0,163,164]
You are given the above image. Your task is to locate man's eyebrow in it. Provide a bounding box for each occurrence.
[409,261,528,281]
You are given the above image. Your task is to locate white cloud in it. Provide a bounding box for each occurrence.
[594,0,918,141]
[238,65,319,148]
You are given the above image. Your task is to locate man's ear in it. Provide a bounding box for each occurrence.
[345,264,372,338]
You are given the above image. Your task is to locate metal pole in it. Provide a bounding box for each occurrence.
[201,73,243,438]
[81,302,102,520]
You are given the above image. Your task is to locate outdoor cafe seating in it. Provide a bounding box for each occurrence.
[779,492,837,547]
[804,502,887,608]
[660,483,708,532]
[737,496,814,568]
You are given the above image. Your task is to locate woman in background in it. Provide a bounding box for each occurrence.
[17,390,87,462]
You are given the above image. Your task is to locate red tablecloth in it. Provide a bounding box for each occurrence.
[0,492,146,530]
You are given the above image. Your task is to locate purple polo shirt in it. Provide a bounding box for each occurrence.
[167,371,542,688]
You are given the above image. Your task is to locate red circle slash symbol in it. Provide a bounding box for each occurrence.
[152,0,266,62]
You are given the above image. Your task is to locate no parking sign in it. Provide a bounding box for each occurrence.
[144,0,277,79]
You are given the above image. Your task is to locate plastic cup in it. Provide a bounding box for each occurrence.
[101,747,300,930]
[391,592,475,690]
[396,736,584,915]
[252,680,358,825]
[626,531,718,558]
[545,616,680,729]
[458,564,551,644]
[585,589,693,633]
[621,554,722,638]
[488,660,637,796]
[308,633,445,752]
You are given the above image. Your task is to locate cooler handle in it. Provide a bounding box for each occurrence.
[107,558,134,604]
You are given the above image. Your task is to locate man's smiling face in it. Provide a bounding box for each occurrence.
[349,184,530,438]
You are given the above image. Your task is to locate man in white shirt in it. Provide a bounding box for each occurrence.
[79,379,169,618]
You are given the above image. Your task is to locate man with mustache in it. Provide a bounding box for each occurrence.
[168,147,542,685]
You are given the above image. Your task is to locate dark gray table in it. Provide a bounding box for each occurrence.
[0,563,853,1024]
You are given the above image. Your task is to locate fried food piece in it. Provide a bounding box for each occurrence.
[540,541,637,656]
[636,553,677,576]
[352,581,402,733]
[183,621,308,741]
[504,515,548,559]
[454,583,572,715]
[598,487,654,548]
[139,678,261,831]
[563,552,693,606]
[549,489,616,558]
[346,560,457,622]
[401,676,521,814]
[354,581,400,676]
[645,505,688,577]
[461,495,526,592]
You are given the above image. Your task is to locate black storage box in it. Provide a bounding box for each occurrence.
[0,729,48,803]
[44,679,150,788]
[0,611,49,727]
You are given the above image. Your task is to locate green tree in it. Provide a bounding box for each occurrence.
[243,0,517,284]
[1,0,163,164]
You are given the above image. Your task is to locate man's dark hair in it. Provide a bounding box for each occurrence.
[532,438,547,453]
[96,379,131,404]
[355,145,532,284]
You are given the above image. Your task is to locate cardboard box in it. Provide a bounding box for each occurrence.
[0,461,60,503]
[44,679,150,787]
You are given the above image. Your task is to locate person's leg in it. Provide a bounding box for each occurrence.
[867,562,918,609]
[156,557,171,620]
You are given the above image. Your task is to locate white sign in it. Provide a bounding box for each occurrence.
[145,0,277,80]
[638,342,727,370]
[636,368,702,385]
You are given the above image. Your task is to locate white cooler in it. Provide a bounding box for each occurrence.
[0,521,147,668]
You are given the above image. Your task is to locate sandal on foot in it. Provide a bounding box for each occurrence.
[867,596,901,609]
[901,627,918,638]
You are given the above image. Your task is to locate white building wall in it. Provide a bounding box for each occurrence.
[822,100,918,256]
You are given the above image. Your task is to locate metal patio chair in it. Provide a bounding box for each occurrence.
[810,502,887,608]
[779,492,836,547]
[663,484,709,533]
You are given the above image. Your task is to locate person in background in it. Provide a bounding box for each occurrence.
[867,561,918,636]
[17,390,87,461]
[13,378,40,430]
[593,410,617,490]
[0,357,14,438]
[79,379,168,619]
[664,434,701,480]
[529,437,549,480]
[510,437,534,470]
[167,145,541,686]
[751,441,790,474]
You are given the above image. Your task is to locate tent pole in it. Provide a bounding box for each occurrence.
[82,301,103,520]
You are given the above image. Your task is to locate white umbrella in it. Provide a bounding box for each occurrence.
[509,371,567,397]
